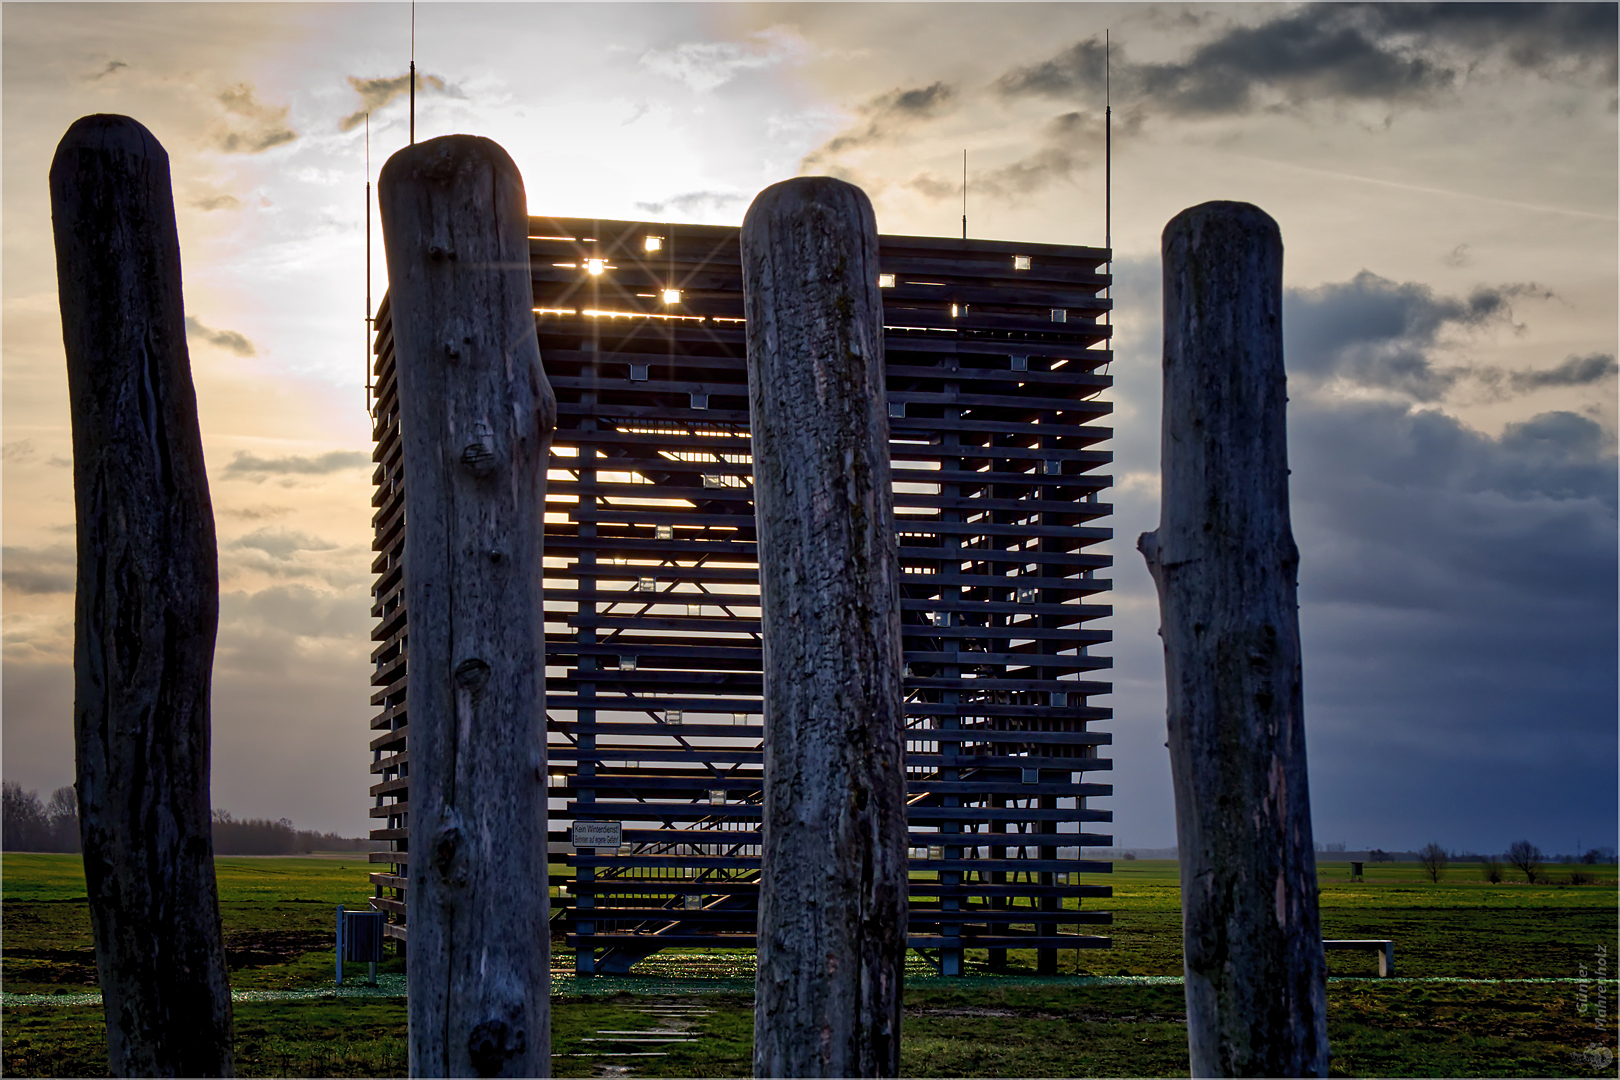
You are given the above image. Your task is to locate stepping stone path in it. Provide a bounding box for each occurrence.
[580,1002,711,1077]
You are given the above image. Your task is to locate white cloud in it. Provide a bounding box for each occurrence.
[639,27,808,92]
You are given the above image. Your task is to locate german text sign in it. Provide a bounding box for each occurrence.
[570,821,622,850]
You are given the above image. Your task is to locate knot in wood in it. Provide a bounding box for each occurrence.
[431,820,464,882]
[454,656,492,693]
[444,342,461,362]
[427,245,458,262]
[460,441,497,478]
[468,1016,526,1077]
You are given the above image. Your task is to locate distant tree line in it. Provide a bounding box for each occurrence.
[208,810,376,854]
[2,783,80,852]
[2,783,375,854]
[1363,844,1614,869]
[1405,839,1615,884]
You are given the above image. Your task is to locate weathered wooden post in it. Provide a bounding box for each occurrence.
[741,177,907,1078]
[51,113,235,1078]
[379,134,555,1078]
[1138,201,1329,1077]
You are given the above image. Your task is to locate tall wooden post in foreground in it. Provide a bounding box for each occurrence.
[51,113,235,1078]
[379,135,556,1078]
[1138,201,1329,1077]
[742,177,907,1078]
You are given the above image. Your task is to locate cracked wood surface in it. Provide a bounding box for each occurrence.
[743,177,907,1078]
[380,134,556,1078]
[1139,201,1329,1077]
[53,112,235,1078]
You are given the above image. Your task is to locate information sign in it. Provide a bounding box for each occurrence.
[570,820,623,850]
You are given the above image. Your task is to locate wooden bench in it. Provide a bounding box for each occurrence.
[1324,939,1394,977]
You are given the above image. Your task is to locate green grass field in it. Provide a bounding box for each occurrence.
[3,854,1615,1076]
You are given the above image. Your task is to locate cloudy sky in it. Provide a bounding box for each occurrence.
[4,3,1615,851]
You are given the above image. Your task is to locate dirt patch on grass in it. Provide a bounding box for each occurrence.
[1,921,331,992]
[224,929,331,971]
[2,951,98,988]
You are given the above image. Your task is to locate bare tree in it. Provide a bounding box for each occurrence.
[1417,843,1448,883]
[1506,840,1543,884]
[46,786,80,853]
[2,783,49,850]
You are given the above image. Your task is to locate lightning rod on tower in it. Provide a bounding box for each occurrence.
[409,2,416,145]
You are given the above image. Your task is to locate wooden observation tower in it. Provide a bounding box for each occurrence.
[368,216,1116,976]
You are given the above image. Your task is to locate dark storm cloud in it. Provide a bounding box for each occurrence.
[1286,397,1616,842]
[1282,301,1617,849]
[1504,353,1619,393]
[1284,271,1554,400]
[801,81,956,168]
[999,4,1617,118]
[1371,2,1619,82]
[1,545,75,595]
[998,21,1449,116]
[184,316,256,357]
[998,37,1112,101]
[339,73,453,132]
[220,449,369,479]
[885,82,956,116]
[1103,256,1616,851]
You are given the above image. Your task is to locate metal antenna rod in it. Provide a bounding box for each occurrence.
[1105,29,1112,337]
[961,149,967,240]
[409,2,416,145]
[365,112,373,410]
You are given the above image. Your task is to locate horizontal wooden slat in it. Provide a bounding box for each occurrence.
[374,214,1116,964]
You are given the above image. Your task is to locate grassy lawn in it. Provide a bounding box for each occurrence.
[1063,859,1620,980]
[2,854,387,995]
[3,854,1616,1077]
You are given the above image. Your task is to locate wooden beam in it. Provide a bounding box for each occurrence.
[380,134,555,1078]
[743,177,908,1078]
[51,113,234,1078]
[1139,201,1329,1077]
